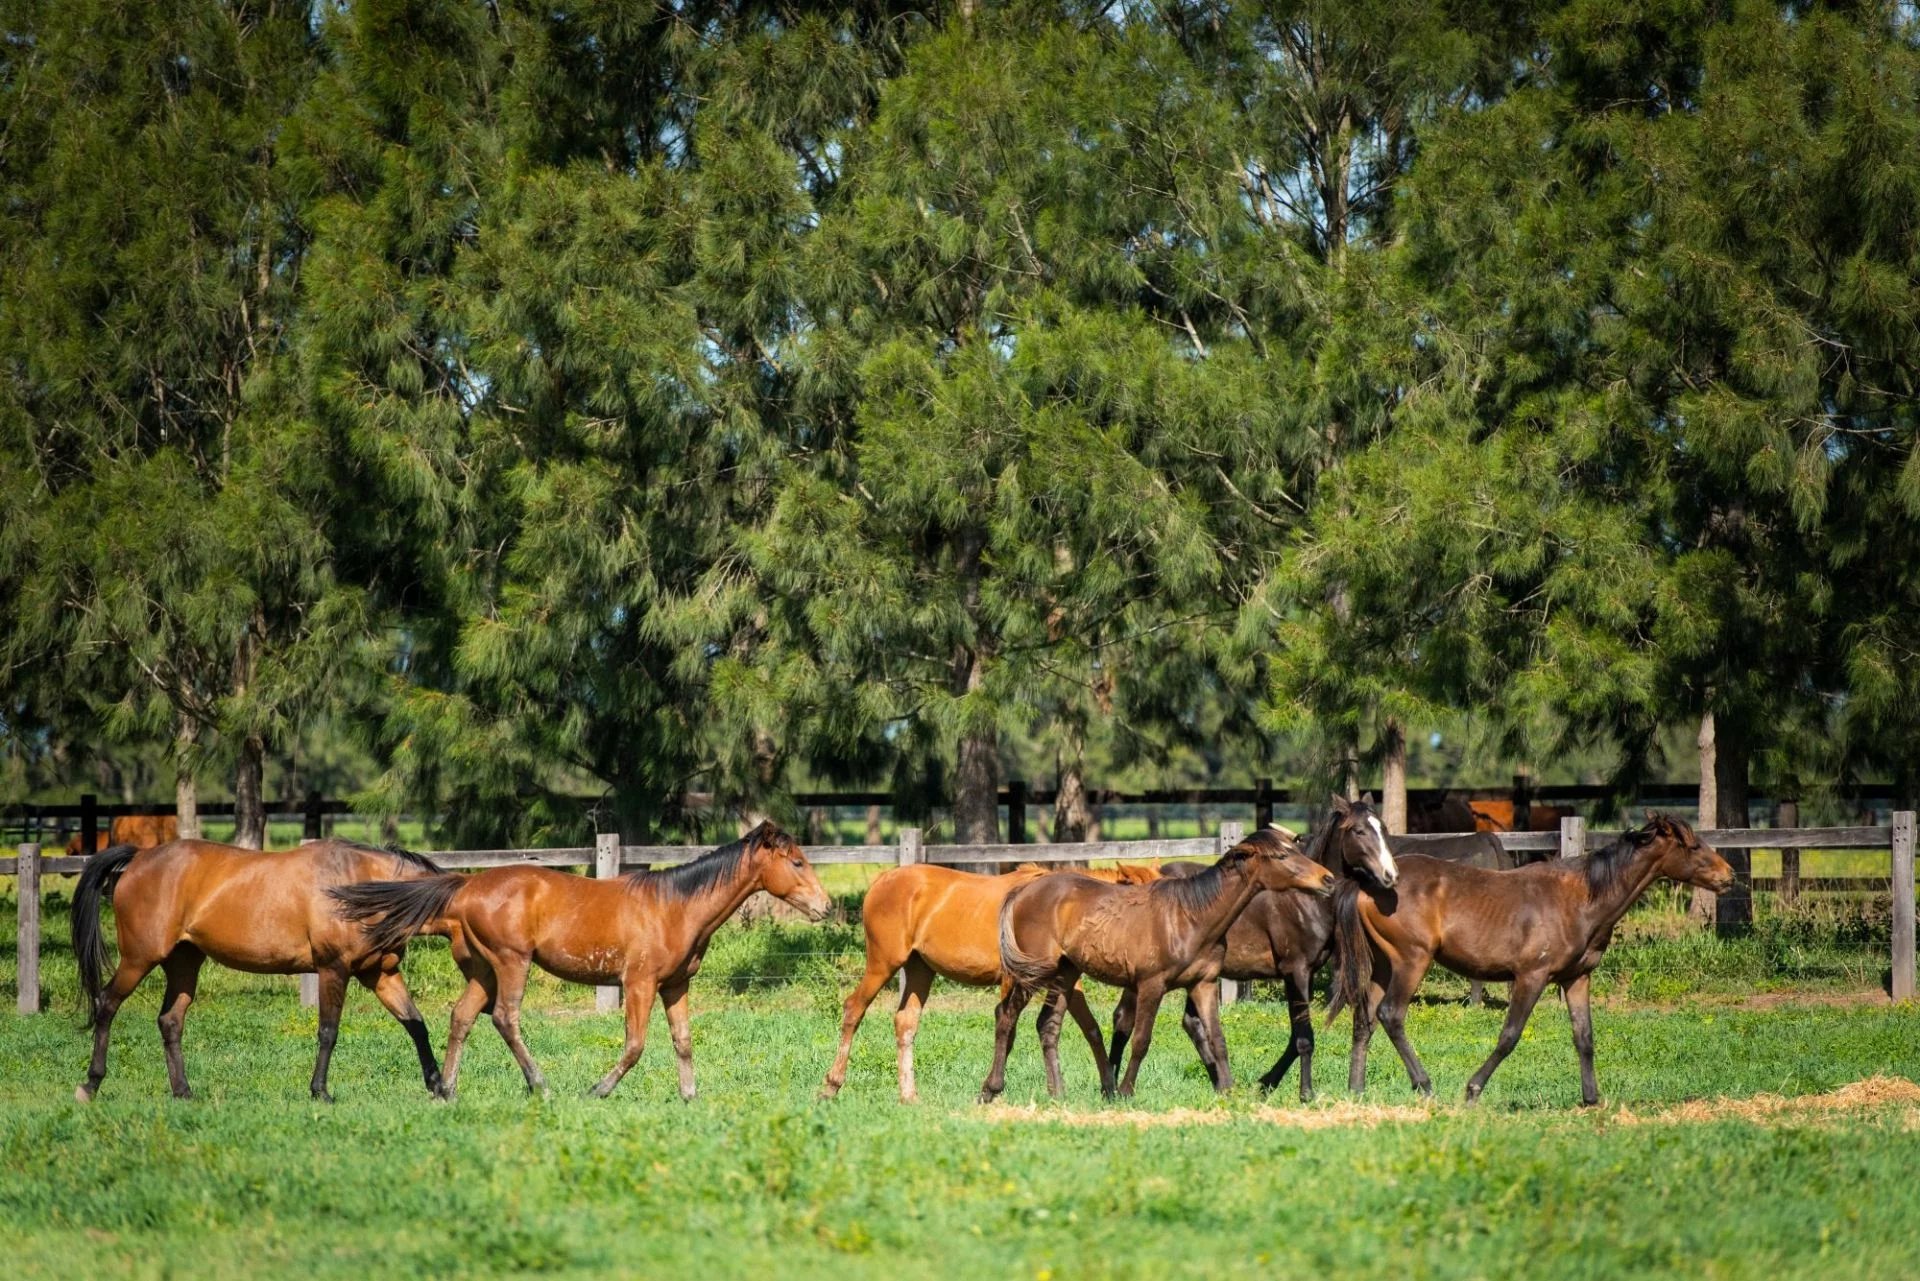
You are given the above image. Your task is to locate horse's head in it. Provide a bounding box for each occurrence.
[1232,826,1336,897]
[743,821,832,921]
[1329,793,1399,888]
[1636,812,1733,892]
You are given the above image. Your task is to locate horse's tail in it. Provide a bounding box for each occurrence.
[71,844,139,1028]
[997,885,1056,994]
[328,874,463,954]
[1324,880,1373,1027]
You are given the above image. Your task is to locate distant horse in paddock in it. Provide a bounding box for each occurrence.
[819,861,1159,1103]
[1330,813,1733,1106]
[1108,794,1403,1099]
[70,838,446,1103]
[983,829,1336,1102]
[332,821,829,1101]
[65,813,179,856]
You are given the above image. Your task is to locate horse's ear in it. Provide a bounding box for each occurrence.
[1359,792,1376,807]
[1329,794,1351,814]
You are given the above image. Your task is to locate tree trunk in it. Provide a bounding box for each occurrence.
[174,713,202,841]
[953,723,1001,845]
[1051,729,1092,844]
[1692,710,1750,927]
[233,731,267,849]
[1381,718,1408,835]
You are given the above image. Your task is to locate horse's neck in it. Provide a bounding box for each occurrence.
[1176,864,1261,951]
[671,860,765,961]
[1581,845,1665,941]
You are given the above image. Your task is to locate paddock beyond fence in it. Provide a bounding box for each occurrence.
[7,815,1915,1015]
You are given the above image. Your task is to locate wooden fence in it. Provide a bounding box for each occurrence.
[7,815,1915,1015]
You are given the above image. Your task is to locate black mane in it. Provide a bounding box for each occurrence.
[1583,826,1648,897]
[342,839,442,875]
[1159,829,1293,911]
[627,833,754,901]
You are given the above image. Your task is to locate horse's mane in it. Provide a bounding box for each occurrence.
[1159,829,1291,911]
[627,833,752,901]
[341,840,443,876]
[1583,825,1649,897]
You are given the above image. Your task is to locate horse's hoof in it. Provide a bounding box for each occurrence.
[679,1090,697,1104]
[312,1090,335,1105]
[975,1090,998,1105]
[1299,1089,1315,1104]
[74,1084,96,1104]
[900,1091,920,1105]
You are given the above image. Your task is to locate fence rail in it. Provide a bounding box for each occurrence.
[9,817,1915,1015]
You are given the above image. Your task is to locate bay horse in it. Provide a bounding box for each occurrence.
[1107,795,1403,1099]
[819,861,1159,1103]
[70,838,446,1102]
[1330,813,1733,1105]
[331,821,829,1100]
[982,828,1336,1102]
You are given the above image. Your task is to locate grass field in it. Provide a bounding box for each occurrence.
[4,889,1919,1279]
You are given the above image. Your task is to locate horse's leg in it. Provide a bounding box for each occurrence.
[893,955,936,1103]
[1179,989,1220,1087]
[1463,971,1547,1103]
[588,975,658,1098]
[660,980,696,1102]
[77,957,155,1102]
[486,954,547,1096]
[308,964,349,1103]
[1189,980,1232,1093]
[439,968,495,1102]
[1377,955,1436,1098]
[1259,965,1316,1101]
[1035,985,1069,1098]
[1347,976,1385,1094]
[357,967,444,1097]
[1107,989,1135,1076]
[1562,973,1600,1107]
[1117,981,1167,1099]
[156,946,204,1101]
[977,983,1034,1104]
[1063,984,1116,1098]
[820,948,903,1099]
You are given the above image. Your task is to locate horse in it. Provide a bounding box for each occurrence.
[819,861,1159,1103]
[1329,813,1733,1106]
[70,838,447,1103]
[981,828,1336,1102]
[331,820,830,1101]
[1106,794,1403,1099]
[65,813,179,856]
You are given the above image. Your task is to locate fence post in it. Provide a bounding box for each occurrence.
[80,792,98,855]
[1559,815,1586,860]
[1007,780,1027,845]
[898,827,922,868]
[16,843,40,1013]
[1893,811,1915,1003]
[303,790,325,842]
[1776,799,1800,906]
[1254,778,1273,832]
[1217,820,1246,1005]
[1512,772,1532,832]
[596,832,622,1013]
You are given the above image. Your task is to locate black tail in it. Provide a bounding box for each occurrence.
[1324,880,1373,1027]
[328,874,463,954]
[71,844,139,1029]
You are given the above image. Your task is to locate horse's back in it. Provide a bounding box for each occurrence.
[865,863,1040,984]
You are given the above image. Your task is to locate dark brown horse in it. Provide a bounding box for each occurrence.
[71,838,446,1102]
[1330,813,1733,1105]
[332,821,830,1100]
[819,862,1159,1103]
[1107,795,1404,1099]
[982,828,1336,1102]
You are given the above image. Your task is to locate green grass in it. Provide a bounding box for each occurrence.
[3,893,1919,1278]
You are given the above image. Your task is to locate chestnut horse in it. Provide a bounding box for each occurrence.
[1108,795,1403,1099]
[66,813,179,856]
[332,821,829,1100]
[1330,813,1733,1105]
[983,829,1336,1102]
[819,861,1159,1103]
[70,838,446,1102]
